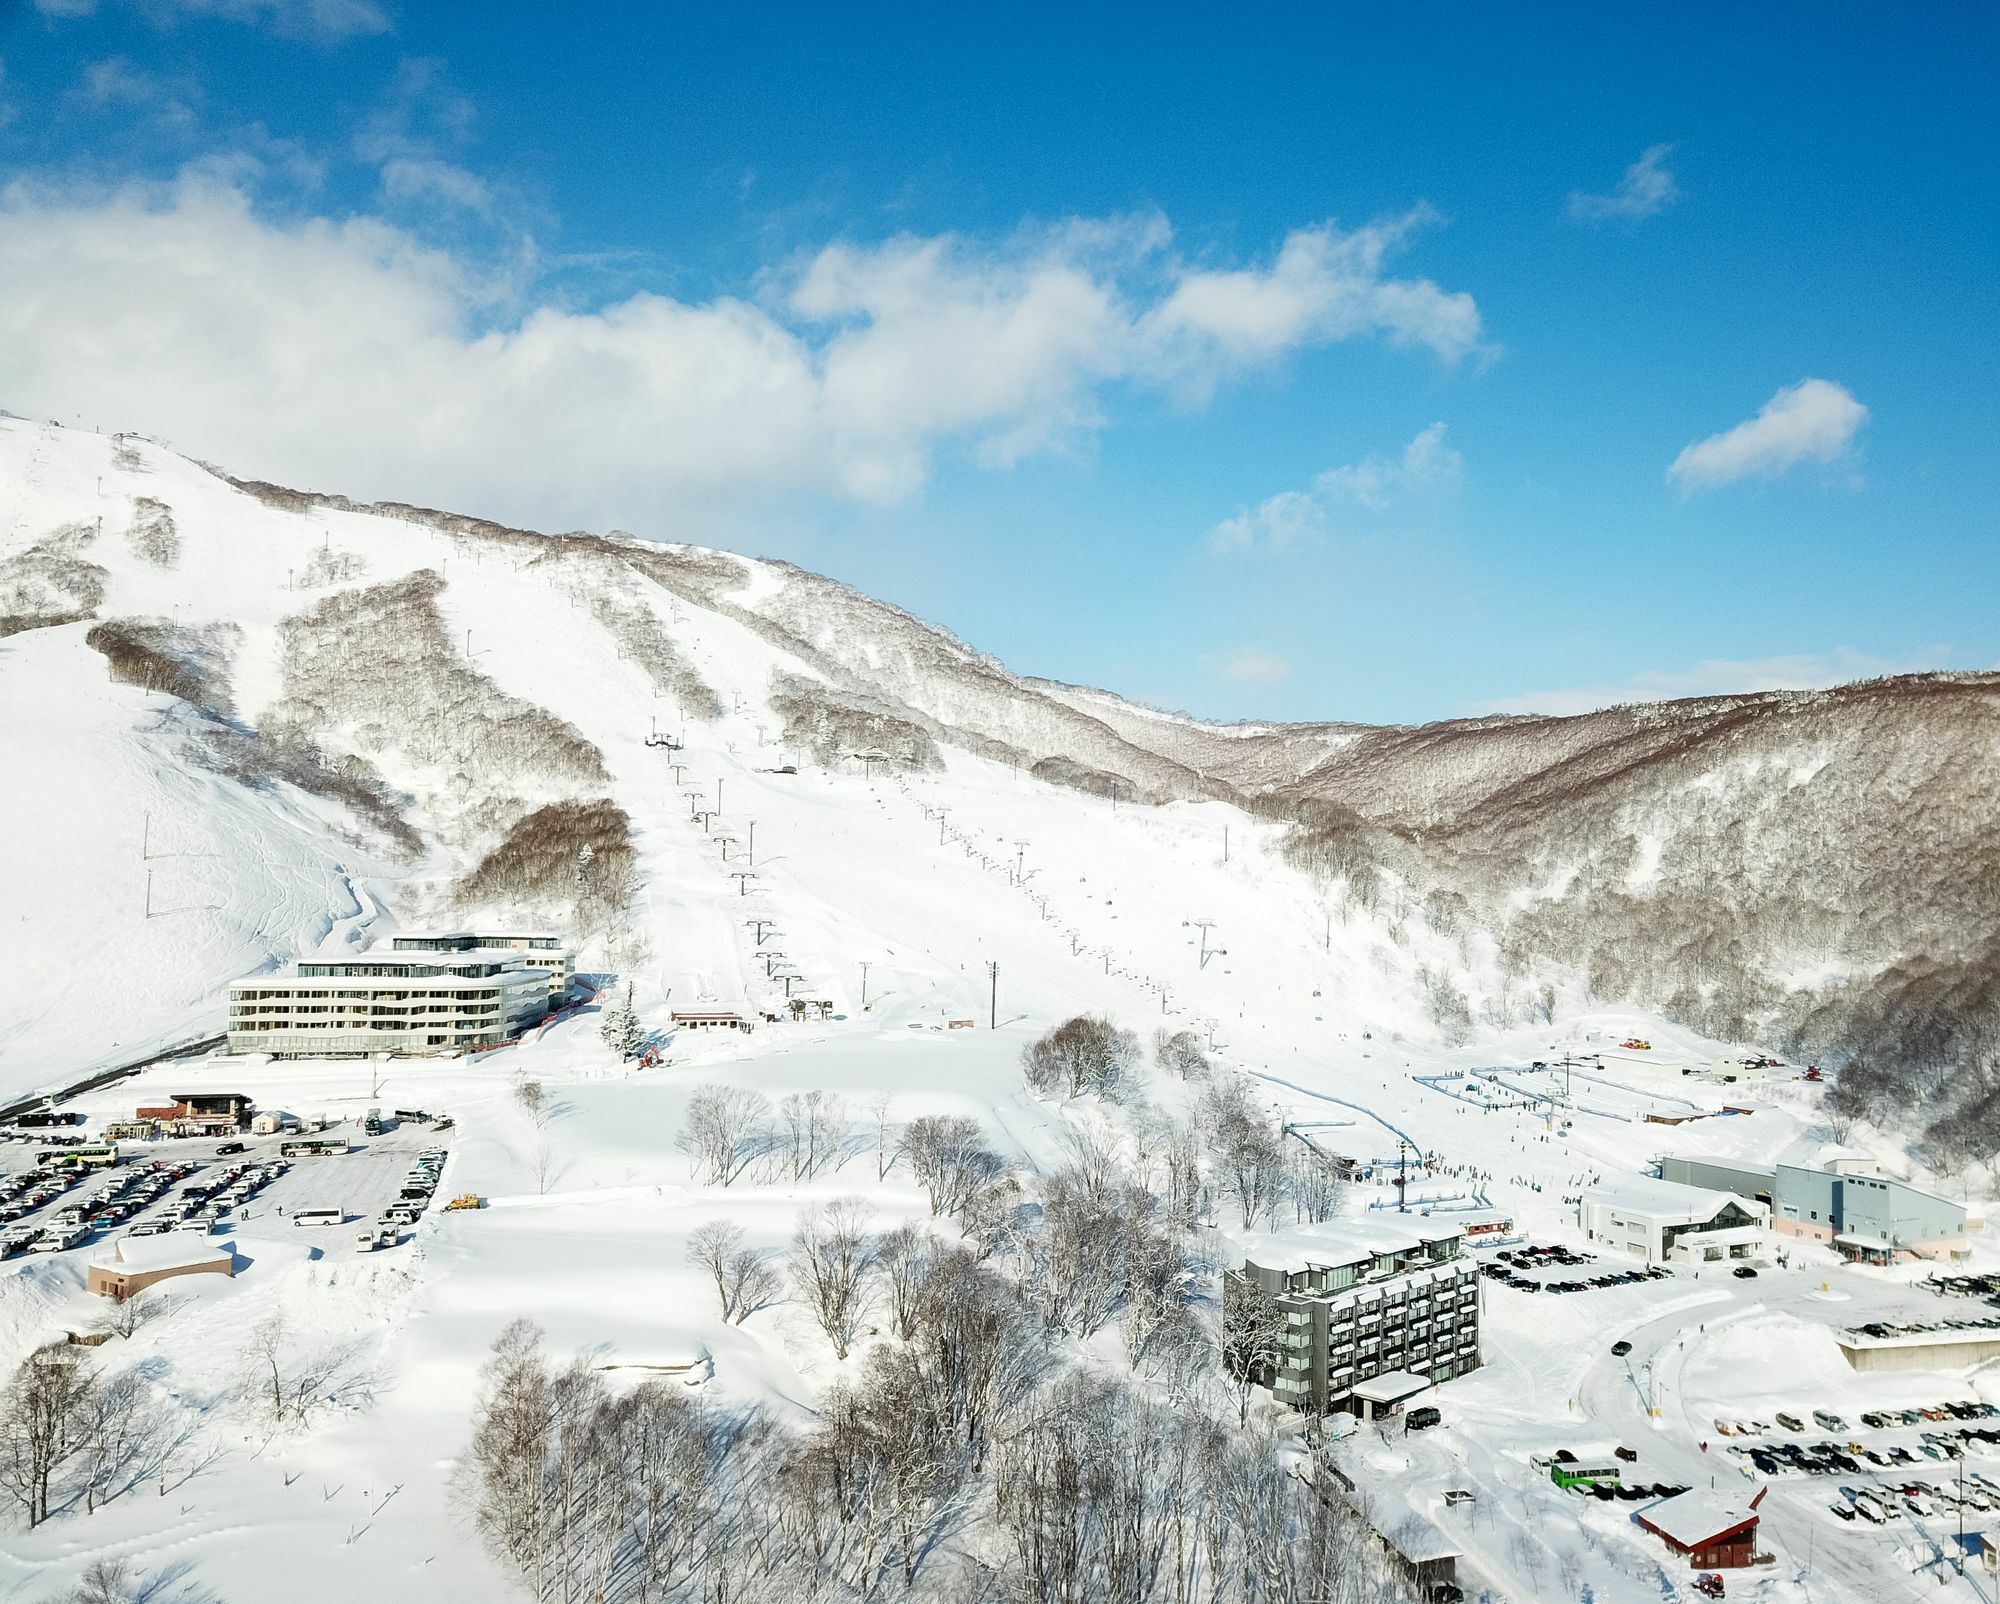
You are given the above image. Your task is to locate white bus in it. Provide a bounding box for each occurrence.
[292,1207,343,1227]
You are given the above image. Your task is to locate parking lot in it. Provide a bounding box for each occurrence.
[1478,1241,1676,1295]
[0,1115,460,1264]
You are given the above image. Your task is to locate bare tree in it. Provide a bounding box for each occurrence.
[1220,1272,1287,1427]
[0,1345,96,1527]
[878,1223,937,1342]
[1153,1027,1210,1079]
[687,1220,745,1319]
[868,1091,900,1180]
[514,1077,548,1129]
[778,1090,849,1182]
[90,1288,168,1343]
[1020,1015,1140,1100]
[1200,1076,1287,1228]
[237,1312,353,1429]
[674,1084,771,1187]
[724,1245,783,1325]
[903,1115,1004,1218]
[789,1200,878,1360]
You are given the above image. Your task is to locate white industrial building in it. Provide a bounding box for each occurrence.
[1579,1175,1770,1267]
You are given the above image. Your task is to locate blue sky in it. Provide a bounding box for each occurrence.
[1,2,1994,723]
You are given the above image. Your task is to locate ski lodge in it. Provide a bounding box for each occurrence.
[1577,1175,1769,1267]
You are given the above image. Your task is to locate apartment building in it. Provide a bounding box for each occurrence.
[1237,1217,1481,1417]
[227,948,555,1058]
[388,929,575,999]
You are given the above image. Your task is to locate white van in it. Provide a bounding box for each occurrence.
[293,1207,343,1227]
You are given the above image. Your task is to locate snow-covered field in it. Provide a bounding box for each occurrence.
[3,417,1996,1602]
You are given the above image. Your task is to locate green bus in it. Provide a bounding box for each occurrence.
[38,1144,119,1169]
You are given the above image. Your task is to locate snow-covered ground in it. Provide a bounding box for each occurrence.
[3,417,1995,1602]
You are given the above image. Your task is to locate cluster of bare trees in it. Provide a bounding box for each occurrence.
[1152,1028,1210,1080]
[0,1344,161,1530]
[587,589,724,721]
[675,1086,874,1188]
[124,497,180,567]
[83,617,240,720]
[1022,1015,1141,1100]
[461,1319,776,1604]
[0,524,106,639]
[994,1371,1388,1604]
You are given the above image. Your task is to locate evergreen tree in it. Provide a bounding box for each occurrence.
[600,982,644,1060]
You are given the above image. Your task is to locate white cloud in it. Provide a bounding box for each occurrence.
[1468,646,1934,717]
[0,175,1485,529]
[1144,208,1486,385]
[1207,422,1461,554]
[77,0,391,38]
[1217,648,1292,686]
[1668,378,1867,492]
[1568,144,1679,223]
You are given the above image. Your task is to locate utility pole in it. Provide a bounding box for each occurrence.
[1223,824,1229,864]
[860,961,871,1010]
[987,961,999,1030]
[730,871,756,896]
[144,868,153,919]
[747,917,775,943]
[716,777,724,817]
[1397,1137,1410,1213]
[746,818,756,867]
[142,810,150,861]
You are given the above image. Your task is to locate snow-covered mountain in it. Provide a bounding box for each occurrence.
[3,414,1994,1143]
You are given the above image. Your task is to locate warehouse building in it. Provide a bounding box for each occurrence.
[1235,1217,1481,1417]
[1578,1175,1769,1267]
[1660,1153,1969,1263]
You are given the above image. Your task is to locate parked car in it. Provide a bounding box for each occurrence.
[1611,1340,1633,1357]
[1732,1266,1758,1279]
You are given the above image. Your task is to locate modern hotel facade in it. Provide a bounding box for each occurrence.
[1237,1217,1481,1417]
[227,944,565,1058]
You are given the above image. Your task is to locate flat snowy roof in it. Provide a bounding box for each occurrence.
[1638,1489,1758,1548]
[1247,1216,1463,1273]
[1587,1174,1764,1220]
[95,1234,234,1274]
[1351,1370,1434,1404]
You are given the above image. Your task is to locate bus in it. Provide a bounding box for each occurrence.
[280,1137,349,1158]
[37,1144,118,1169]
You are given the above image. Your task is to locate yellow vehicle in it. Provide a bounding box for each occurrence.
[444,1193,483,1211]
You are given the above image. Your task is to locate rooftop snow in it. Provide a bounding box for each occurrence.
[1585,1173,1767,1219]
[1637,1489,1758,1548]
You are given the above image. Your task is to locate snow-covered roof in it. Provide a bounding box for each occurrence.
[1247,1216,1463,1273]
[1638,1489,1758,1549]
[236,964,551,992]
[1585,1174,1766,1221]
[95,1234,234,1274]
[1351,1370,1434,1404]
[1382,1516,1459,1565]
